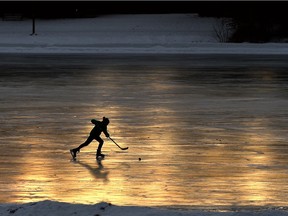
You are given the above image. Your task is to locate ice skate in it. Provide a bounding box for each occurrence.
[96,153,105,160]
[70,148,79,159]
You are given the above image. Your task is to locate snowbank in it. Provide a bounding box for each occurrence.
[1,201,288,216]
[0,14,288,54]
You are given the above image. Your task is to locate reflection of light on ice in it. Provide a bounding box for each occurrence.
[237,117,275,205]
[2,53,288,208]
[241,170,270,204]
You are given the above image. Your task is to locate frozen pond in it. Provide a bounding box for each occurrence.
[0,54,288,209]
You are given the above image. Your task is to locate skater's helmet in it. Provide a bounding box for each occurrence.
[103,117,110,125]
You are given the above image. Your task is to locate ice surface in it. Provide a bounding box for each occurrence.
[1,54,288,215]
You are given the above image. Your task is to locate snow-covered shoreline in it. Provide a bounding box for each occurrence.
[0,14,288,54]
[2,42,288,55]
[1,200,288,216]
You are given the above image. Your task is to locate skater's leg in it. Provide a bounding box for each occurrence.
[77,136,94,151]
[70,136,94,158]
[95,136,104,156]
[70,136,94,160]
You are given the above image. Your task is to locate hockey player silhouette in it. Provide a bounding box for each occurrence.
[70,117,110,159]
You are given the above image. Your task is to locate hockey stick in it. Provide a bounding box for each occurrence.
[109,137,129,150]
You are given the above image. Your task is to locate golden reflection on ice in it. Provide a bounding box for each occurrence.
[1,55,288,208]
[4,92,288,206]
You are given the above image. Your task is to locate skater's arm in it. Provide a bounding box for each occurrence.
[91,119,99,124]
[103,126,110,137]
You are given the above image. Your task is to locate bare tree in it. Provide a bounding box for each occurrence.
[213,18,235,42]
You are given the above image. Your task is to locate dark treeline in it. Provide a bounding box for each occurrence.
[0,1,287,18]
[0,1,288,42]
